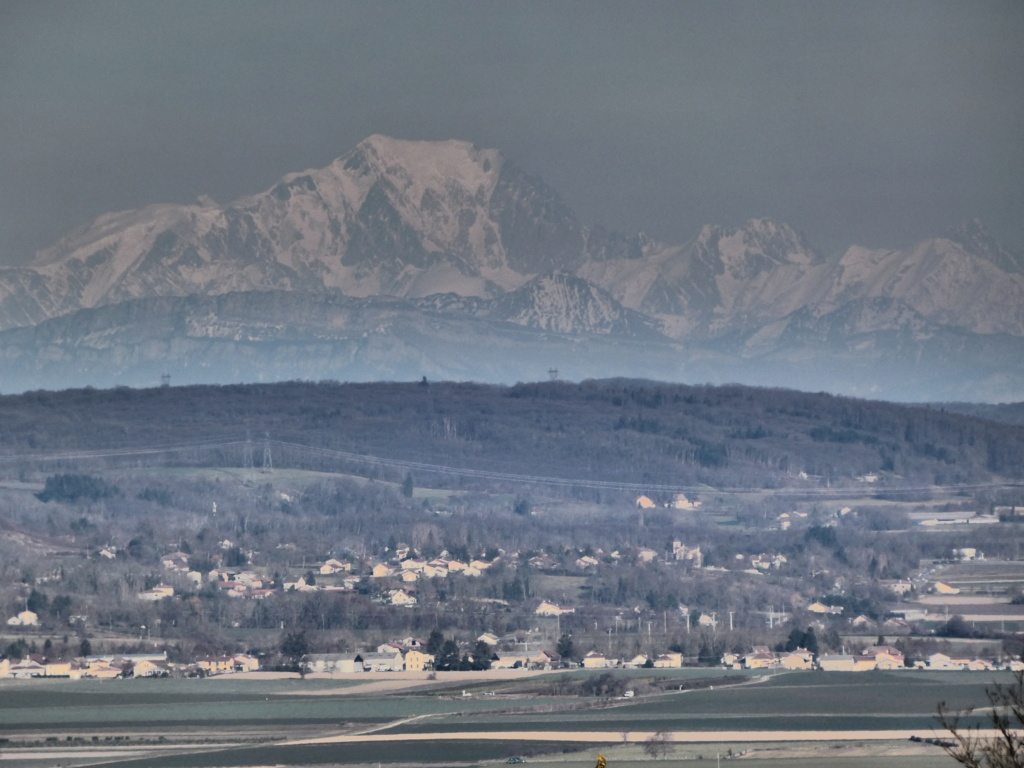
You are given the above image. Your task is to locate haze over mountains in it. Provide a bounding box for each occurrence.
[0,135,1021,401]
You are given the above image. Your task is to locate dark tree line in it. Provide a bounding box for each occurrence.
[2,379,1023,494]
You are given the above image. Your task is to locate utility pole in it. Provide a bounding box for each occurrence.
[243,432,254,478]
[263,433,273,471]
[728,610,735,632]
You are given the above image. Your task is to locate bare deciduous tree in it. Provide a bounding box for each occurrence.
[643,730,675,759]
[937,670,1024,767]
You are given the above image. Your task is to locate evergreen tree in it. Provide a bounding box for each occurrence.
[471,640,492,671]
[434,639,461,671]
[803,627,820,656]
[784,627,804,652]
[26,589,48,614]
[281,631,309,667]
[426,628,444,655]
[556,633,575,662]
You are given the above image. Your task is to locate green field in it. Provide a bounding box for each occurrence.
[0,670,1000,767]
[379,670,997,736]
[0,677,575,732]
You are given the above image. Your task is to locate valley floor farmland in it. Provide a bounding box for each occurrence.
[0,669,985,767]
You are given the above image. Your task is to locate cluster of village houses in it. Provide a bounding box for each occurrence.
[0,651,259,680]
[128,547,511,607]
[5,496,1011,681]
[61,536,711,608]
[305,635,562,674]
[4,629,1017,681]
[720,644,1023,672]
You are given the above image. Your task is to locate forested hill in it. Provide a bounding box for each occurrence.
[933,401,1024,427]
[1,379,1022,492]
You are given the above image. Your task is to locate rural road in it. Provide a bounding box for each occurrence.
[283,728,969,746]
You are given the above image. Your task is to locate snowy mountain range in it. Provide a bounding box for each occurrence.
[0,135,1021,401]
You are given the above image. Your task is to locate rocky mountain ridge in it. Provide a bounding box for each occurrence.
[0,135,1021,400]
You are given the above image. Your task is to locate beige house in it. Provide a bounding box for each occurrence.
[404,649,433,671]
[884,580,914,596]
[83,661,123,679]
[744,647,778,669]
[672,541,703,566]
[196,656,236,675]
[233,654,259,672]
[371,563,395,579]
[361,651,404,672]
[492,653,530,670]
[928,652,967,670]
[779,648,814,670]
[134,659,173,677]
[308,653,362,674]
[817,654,855,671]
[42,659,73,677]
[859,646,905,670]
[582,651,617,669]
[320,558,352,574]
[807,602,843,615]
[653,652,683,669]
[388,589,417,606]
[852,655,879,671]
[667,493,701,509]
[8,658,46,678]
[851,615,877,630]
[535,600,575,617]
[161,552,190,571]
[636,548,658,563]
[872,654,902,670]
[883,617,912,633]
[750,553,788,570]
[7,610,39,626]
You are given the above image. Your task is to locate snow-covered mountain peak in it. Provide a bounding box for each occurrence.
[947,218,1024,274]
[691,218,821,283]
[2,132,1021,382]
[347,135,503,199]
[733,218,819,264]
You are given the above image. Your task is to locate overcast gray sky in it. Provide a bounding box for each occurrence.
[2,0,1022,266]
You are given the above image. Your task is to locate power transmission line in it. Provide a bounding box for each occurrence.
[0,434,1020,499]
